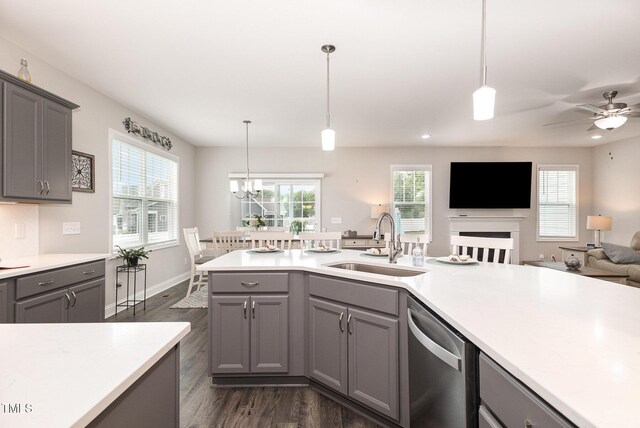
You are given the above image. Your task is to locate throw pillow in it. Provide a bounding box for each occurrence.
[601,242,640,264]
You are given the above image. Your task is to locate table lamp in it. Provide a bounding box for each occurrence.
[586,215,612,247]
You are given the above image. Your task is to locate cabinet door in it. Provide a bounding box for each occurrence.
[15,288,69,323]
[0,279,13,323]
[3,82,42,199]
[210,295,250,373]
[250,295,289,373]
[347,307,399,420]
[68,279,105,323]
[42,99,72,201]
[308,297,348,394]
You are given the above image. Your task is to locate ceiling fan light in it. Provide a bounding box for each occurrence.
[322,128,335,151]
[594,115,627,130]
[473,85,496,120]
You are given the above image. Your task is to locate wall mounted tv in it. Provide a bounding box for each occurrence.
[449,162,532,209]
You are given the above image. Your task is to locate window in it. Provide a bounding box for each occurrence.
[111,134,179,250]
[234,178,321,232]
[537,165,578,241]
[391,165,432,239]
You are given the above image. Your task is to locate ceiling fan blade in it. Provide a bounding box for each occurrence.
[586,123,599,131]
[577,103,607,114]
[627,102,640,110]
[626,111,640,117]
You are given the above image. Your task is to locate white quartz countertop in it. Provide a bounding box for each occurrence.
[0,253,109,280]
[199,249,640,428]
[0,322,190,428]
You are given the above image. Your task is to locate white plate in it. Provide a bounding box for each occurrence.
[305,248,340,253]
[435,256,478,265]
[361,252,389,258]
[247,249,283,254]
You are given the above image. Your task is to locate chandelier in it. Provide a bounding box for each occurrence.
[230,120,262,199]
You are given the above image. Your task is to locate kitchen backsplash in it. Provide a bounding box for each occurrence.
[0,204,39,258]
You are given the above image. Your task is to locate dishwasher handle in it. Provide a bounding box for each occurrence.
[408,308,462,372]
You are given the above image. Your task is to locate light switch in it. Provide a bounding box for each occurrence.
[331,217,342,224]
[62,222,81,235]
[15,223,25,239]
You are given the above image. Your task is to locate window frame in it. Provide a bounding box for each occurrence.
[536,164,579,242]
[109,129,180,254]
[389,164,432,241]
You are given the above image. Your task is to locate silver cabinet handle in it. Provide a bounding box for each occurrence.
[241,281,259,287]
[44,181,50,195]
[407,308,462,371]
[252,301,256,319]
[37,180,44,194]
[524,421,535,428]
[64,293,70,309]
[347,314,352,334]
[339,312,344,332]
[243,301,247,319]
[82,270,96,275]
[70,291,77,307]
[37,280,55,286]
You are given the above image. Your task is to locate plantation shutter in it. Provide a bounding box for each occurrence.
[537,165,578,240]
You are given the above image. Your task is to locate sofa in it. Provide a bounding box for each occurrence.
[587,231,640,287]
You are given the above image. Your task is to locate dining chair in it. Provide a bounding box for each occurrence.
[398,233,429,255]
[183,227,215,298]
[450,235,514,264]
[299,232,342,249]
[249,231,294,250]
[213,230,247,257]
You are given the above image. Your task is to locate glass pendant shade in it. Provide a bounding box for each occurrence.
[473,85,496,120]
[322,128,335,151]
[230,180,239,193]
[254,179,263,192]
[594,116,627,130]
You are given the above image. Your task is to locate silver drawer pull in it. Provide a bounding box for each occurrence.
[37,280,55,286]
[241,281,259,287]
[82,270,96,275]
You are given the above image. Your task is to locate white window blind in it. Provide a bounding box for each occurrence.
[112,138,179,250]
[537,165,578,240]
[391,165,432,239]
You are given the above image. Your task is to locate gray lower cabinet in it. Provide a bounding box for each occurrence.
[210,294,288,374]
[479,353,575,428]
[1,70,77,203]
[308,295,399,420]
[0,279,15,323]
[16,279,105,323]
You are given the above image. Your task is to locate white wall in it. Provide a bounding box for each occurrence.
[0,205,39,258]
[195,145,593,262]
[0,36,196,312]
[592,136,640,245]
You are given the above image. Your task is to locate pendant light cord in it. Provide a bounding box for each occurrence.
[326,51,331,129]
[244,120,251,183]
[480,0,488,86]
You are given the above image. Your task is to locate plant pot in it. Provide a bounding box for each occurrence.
[126,257,139,267]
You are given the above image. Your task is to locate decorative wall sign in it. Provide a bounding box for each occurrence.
[123,117,173,150]
[71,150,95,193]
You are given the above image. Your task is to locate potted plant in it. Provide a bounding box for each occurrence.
[115,245,151,267]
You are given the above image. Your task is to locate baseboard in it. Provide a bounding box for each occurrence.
[104,271,190,318]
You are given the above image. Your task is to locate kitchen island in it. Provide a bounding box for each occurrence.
[0,322,190,428]
[199,249,640,428]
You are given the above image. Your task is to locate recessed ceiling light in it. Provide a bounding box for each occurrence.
[421,134,431,139]
[591,135,603,140]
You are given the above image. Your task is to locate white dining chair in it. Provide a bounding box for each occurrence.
[450,235,514,264]
[212,230,247,257]
[183,227,215,298]
[249,231,293,250]
[398,233,429,255]
[299,232,342,249]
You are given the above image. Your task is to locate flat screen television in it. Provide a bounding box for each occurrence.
[449,162,532,209]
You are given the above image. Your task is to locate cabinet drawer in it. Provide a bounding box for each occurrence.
[479,354,574,428]
[342,239,368,247]
[308,274,398,316]
[210,272,289,293]
[367,239,386,247]
[16,260,105,300]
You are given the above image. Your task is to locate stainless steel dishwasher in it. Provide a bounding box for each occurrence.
[408,296,478,427]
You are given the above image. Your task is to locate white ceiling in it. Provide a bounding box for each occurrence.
[1,0,639,148]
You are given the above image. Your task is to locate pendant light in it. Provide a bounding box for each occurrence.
[230,120,262,199]
[321,44,336,151]
[473,0,496,120]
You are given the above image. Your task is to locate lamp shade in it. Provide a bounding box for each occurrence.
[322,128,335,151]
[229,180,239,193]
[371,204,386,219]
[473,85,496,120]
[586,215,612,231]
[594,116,627,130]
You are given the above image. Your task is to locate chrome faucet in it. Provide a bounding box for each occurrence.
[373,212,403,264]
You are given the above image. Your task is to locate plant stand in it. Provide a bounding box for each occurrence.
[115,264,147,316]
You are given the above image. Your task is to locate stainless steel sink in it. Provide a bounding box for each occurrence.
[326,262,425,277]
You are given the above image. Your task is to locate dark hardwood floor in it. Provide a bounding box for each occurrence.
[106,281,380,428]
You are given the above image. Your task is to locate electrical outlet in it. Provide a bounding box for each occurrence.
[62,222,81,235]
[14,223,25,239]
[184,257,188,265]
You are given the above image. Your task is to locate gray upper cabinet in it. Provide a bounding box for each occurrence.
[1,70,78,203]
[251,295,289,373]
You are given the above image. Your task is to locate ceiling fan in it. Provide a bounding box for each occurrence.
[546,91,640,131]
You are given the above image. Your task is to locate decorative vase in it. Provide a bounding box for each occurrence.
[17,58,32,83]
[564,256,582,271]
